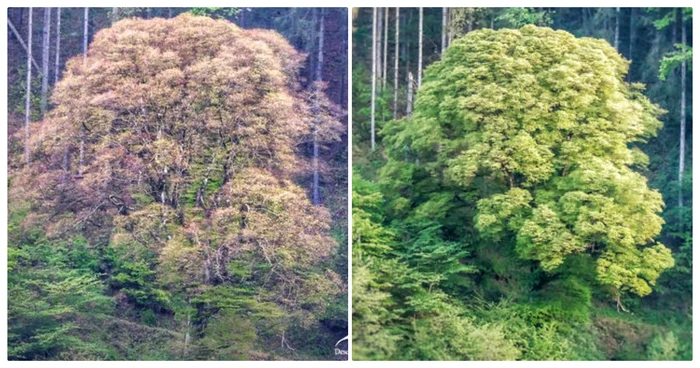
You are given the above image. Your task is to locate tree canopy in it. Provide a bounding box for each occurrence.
[352,7,691,360]
[384,25,673,299]
[9,13,345,360]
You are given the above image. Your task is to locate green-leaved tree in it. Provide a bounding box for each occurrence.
[383,25,673,308]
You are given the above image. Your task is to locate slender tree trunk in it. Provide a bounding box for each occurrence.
[627,8,634,81]
[40,8,51,115]
[24,8,33,165]
[405,10,410,89]
[377,7,383,89]
[614,7,620,51]
[79,8,88,175]
[371,8,377,151]
[383,7,388,90]
[407,72,413,117]
[393,7,400,120]
[54,8,61,84]
[448,8,453,45]
[442,7,447,54]
[418,8,423,87]
[83,8,89,59]
[55,7,67,172]
[312,9,324,205]
[404,71,414,164]
[679,10,686,209]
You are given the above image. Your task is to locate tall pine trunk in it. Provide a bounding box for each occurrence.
[448,8,453,45]
[404,10,411,93]
[442,7,447,54]
[628,8,634,81]
[83,8,89,59]
[383,7,388,90]
[40,8,51,115]
[679,9,686,209]
[24,8,33,165]
[377,8,383,89]
[393,7,399,120]
[312,9,324,205]
[407,72,413,117]
[418,8,423,87]
[371,8,377,151]
[55,8,61,84]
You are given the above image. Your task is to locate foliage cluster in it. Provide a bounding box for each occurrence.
[8,13,345,360]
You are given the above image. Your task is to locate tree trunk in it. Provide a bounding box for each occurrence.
[448,8,453,45]
[442,7,447,54]
[418,8,423,87]
[382,7,388,90]
[79,7,89,175]
[404,10,410,91]
[312,9,324,205]
[24,8,33,165]
[83,8,89,59]
[679,9,686,209]
[393,7,400,120]
[40,8,51,115]
[614,7,620,51]
[627,8,634,81]
[407,72,413,117]
[371,8,377,151]
[377,7,383,89]
[55,8,61,84]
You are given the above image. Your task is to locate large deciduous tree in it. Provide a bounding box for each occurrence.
[12,14,342,338]
[384,25,673,304]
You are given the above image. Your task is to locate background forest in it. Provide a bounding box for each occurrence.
[7,7,348,360]
[352,7,692,360]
